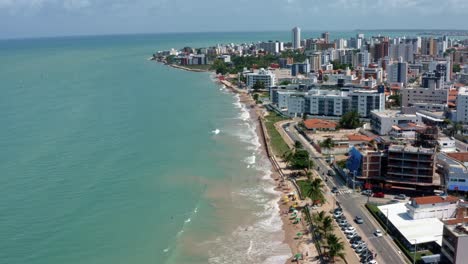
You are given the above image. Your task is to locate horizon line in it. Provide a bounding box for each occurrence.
[2,28,468,41]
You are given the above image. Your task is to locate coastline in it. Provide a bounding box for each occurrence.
[236,88,317,264]
[164,62,313,263]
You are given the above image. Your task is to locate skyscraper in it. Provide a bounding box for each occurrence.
[321,32,329,44]
[292,27,301,49]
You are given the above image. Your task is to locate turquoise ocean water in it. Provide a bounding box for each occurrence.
[1,31,463,264]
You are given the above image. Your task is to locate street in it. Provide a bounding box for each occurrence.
[282,121,409,264]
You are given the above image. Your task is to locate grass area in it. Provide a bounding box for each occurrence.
[365,204,431,264]
[263,112,290,156]
[297,180,312,199]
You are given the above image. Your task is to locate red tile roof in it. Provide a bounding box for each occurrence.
[447,152,468,162]
[412,195,458,205]
[303,119,337,130]
[346,134,375,142]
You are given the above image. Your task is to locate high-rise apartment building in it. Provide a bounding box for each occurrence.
[292,27,301,49]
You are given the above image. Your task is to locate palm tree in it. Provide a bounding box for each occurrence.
[320,137,335,158]
[313,210,326,227]
[321,216,334,237]
[307,178,325,206]
[326,234,346,263]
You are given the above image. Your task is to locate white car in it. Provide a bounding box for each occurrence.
[333,211,343,218]
[374,229,383,237]
[344,226,356,234]
[352,241,366,249]
[346,232,358,239]
[367,260,378,264]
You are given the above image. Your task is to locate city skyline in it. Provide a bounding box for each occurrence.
[1,0,468,39]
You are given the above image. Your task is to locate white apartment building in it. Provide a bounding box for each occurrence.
[370,110,422,135]
[406,196,459,220]
[387,60,408,85]
[456,87,468,124]
[401,86,448,113]
[292,27,301,49]
[245,68,276,88]
[287,95,306,116]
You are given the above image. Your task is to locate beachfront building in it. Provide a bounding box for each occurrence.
[245,68,276,88]
[287,95,306,117]
[270,87,384,118]
[370,110,422,135]
[308,89,384,117]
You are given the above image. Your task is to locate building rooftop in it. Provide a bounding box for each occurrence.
[388,144,435,154]
[347,133,375,142]
[446,224,468,237]
[447,152,468,163]
[378,203,444,246]
[303,119,337,130]
[412,196,459,206]
[372,110,417,118]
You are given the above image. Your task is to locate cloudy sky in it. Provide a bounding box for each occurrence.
[1,0,467,39]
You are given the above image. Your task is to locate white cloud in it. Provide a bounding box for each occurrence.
[64,0,91,10]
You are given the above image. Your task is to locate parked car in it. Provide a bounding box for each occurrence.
[361,254,373,263]
[355,245,368,254]
[373,192,385,198]
[338,220,348,226]
[347,232,358,239]
[355,216,364,224]
[344,226,356,234]
[388,199,400,204]
[374,229,383,237]
[331,187,339,194]
[352,241,366,249]
[341,223,352,230]
[395,194,407,200]
[333,207,343,214]
[350,236,362,243]
[367,260,378,264]
[362,189,373,196]
[333,211,343,218]
[328,169,336,176]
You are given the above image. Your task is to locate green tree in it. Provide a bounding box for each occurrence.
[339,110,361,129]
[388,94,401,107]
[319,137,335,157]
[321,216,334,237]
[280,80,291,85]
[290,149,310,170]
[326,234,346,263]
[307,178,325,206]
[453,64,461,73]
[323,75,329,82]
[253,93,259,102]
[294,140,303,150]
[210,59,229,75]
[252,80,265,91]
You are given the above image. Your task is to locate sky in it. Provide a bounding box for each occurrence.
[1,0,468,39]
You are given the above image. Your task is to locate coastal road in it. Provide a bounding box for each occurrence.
[282,122,409,264]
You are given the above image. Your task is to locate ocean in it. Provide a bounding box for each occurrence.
[0,30,462,264]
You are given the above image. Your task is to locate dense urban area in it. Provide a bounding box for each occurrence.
[153,28,468,264]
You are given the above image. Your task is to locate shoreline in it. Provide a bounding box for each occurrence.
[237,89,316,264]
[166,63,313,263]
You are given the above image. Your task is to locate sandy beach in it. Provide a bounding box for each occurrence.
[235,90,320,264]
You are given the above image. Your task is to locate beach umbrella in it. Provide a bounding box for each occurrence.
[296,232,303,236]
[294,253,303,259]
